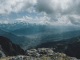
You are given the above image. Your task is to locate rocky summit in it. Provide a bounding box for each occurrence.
[0,48,80,60]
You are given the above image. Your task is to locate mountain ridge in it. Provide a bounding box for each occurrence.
[0,36,25,56]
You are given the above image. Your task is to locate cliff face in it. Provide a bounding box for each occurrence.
[0,36,25,56]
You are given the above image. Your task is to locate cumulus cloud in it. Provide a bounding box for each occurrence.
[0,0,80,26]
[36,0,80,14]
[35,0,80,25]
[69,15,80,25]
[0,0,37,14]
[0,19,10,24]
[36,0,71,14]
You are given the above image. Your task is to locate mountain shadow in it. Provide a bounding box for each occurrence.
[36,36,80,59]
[0,36,25,56]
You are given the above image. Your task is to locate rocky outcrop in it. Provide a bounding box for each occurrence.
[0,36,25,56]
[0,48,79,60]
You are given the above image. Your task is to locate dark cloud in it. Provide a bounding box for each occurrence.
[36,0,54,14]
[69,16,80,25]
[35,0,80,25]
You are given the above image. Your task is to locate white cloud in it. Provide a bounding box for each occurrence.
[35,0,80,25]
[0,0,80,26]
[0,20,9,24]
[0,0,37,14]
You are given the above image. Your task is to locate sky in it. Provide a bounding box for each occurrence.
[0,0,80,26]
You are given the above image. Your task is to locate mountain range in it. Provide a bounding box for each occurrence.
[36,36,80,59]
[0,23,80,50]
[0,23,80,59]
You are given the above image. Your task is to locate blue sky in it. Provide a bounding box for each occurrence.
[0,0,80,26]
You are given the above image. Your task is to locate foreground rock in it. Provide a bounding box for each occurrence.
[0,48,80,60]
